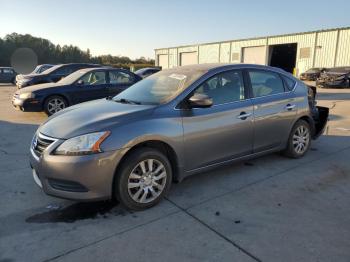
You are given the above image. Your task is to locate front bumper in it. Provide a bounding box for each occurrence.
[29,133,124,201]
[16,80,31,89]
[12,95,42,112]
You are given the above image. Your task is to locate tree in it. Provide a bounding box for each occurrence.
[0,33,155,69]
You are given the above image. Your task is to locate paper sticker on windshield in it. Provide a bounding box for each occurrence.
[169,74,187,81]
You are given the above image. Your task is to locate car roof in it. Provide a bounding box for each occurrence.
[163,63,288,75]
[77,67,131,73]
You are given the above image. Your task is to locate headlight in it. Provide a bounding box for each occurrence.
[54,131,110,156]
[19,93,35,99]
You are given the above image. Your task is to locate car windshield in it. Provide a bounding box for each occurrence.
[113,68,206,105]
[57,70,88,84]
[32,65,42,74]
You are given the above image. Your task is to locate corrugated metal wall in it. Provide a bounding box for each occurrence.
[336,29,350,66]
[199,44,220,63]
[219,42,230,63]
[155,27,350,74]
[314,31,338,67]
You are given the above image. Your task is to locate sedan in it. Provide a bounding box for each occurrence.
[316,67,350,88]
[0,67,17,84]
[16,64,54,85]
[13,67,141,115]
[299,67,326,81]
[29,64,328,210]
[16,63,101,89]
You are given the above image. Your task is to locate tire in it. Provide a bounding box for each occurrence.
[11,78,16,85]
[283,120,311,158]
[114,147,172,211]
[44,95,68,116]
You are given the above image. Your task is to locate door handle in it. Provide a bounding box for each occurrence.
[285,104,296,111]
[237,112,252,120]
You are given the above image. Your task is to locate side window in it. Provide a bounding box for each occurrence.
[282,75,296,91]
[39,66,51,73]
[248,70,285,98]
[54,67,70,75]
[3,68,13,74]
[194,70,245,105]
[79,71,106,85]
[109,71,134,84]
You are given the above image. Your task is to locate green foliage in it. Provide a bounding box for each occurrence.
[0,33,155,68]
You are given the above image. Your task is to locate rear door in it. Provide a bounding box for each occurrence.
[71,70,109,104]
[182,69,254,171]
[246,69,297,152]
[107,70,136,96]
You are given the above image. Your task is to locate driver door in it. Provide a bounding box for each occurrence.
[181,70,254,171]
[71,71,110,104]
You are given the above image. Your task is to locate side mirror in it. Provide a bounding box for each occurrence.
[188,93,213,108]
[76,79,84,86]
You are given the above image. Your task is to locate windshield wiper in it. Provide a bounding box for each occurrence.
[113,98,141,105]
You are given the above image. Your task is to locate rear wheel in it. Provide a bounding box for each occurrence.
[44,95,68,116]
[114,147,172,210]
[283,120,311,158]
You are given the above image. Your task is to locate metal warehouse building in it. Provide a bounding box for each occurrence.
[155,27,350,76]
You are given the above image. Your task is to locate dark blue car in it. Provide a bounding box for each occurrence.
[13,67,142,115]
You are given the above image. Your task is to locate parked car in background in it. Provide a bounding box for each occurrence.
[16,63,101,89]
[29,64,328,210]
[16,64,54,85]
[0,67,17,84]
[316,67,350,88]
[134,67,161,78]
[299,67,326,81]
[13,67,141,115]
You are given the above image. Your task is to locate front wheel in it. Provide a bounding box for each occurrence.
[114,148,172,210]
[44,95,68,116]
[283,120,311,158]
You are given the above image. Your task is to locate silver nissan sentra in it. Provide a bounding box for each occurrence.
[30,64,328,210]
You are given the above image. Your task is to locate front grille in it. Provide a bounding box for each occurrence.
[32,133,57,157]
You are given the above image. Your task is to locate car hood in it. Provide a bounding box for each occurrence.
[17,82,62,93]
[38,99,156,139]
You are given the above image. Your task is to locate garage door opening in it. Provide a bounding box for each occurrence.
[180,52,197,66]
[243,46,266,65]
[158,54,169,69]
[268,43,297,73]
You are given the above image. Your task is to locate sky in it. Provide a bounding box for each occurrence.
[0,0,349,59]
